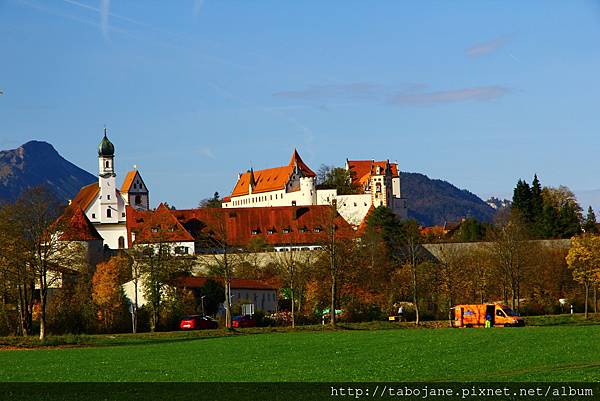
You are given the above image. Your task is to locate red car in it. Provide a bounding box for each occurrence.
[232,315,256,328]
[179,315,219,330]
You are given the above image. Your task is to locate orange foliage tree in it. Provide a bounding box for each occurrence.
[92,256,129,330]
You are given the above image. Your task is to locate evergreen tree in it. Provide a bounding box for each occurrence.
[557,202,582,238]
[530,174,544,236]
[540,203,559,238]
[583,206,598,233]
[512,179,533,223]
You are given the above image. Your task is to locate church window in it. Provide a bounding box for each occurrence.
[135,195,142,205]
[118,237,125,249]
[107,208,112,218]
[105,161,110,168]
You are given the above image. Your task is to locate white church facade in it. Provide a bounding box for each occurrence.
[70,130,150,250]
[222,150,407,225]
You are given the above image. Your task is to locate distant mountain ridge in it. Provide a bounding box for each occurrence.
[0,141,96,203]
[401,172,496,226]
[0,141,496,226]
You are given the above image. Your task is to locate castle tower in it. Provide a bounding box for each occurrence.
[98,128,119,224]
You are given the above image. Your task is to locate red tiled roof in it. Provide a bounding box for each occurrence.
[347,160,399,189]
[70,183,99,212]
[169,205,354,247]
[230,150,316,198]
[55,206,103,241]
[178,276,278,290]
[127,204,194,244]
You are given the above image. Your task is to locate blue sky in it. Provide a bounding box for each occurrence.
[2,0,600,209]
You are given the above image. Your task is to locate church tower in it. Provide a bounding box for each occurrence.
[98,128,119,224]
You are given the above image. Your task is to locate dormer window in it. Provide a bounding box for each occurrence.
[267,228,275,235]
[251,229,260,235]
[299,226,307,233]
[282,228,291,234]
[151,227,159,233]
[314,227,322,233]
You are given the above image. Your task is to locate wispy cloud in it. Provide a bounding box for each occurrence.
[193,0,204,19]
[199,147,216,159]
[100,0,110,40]
[388,86,510,106]
[273,82,510,107]
[466,36,510,57]
[273,83,390,101]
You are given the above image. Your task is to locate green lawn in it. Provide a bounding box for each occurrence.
[1,323,599,382]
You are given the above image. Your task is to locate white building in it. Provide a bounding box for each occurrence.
[222,150,407,225]
[70,129,150,250]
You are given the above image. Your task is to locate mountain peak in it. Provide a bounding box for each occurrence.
[0,141,96,204]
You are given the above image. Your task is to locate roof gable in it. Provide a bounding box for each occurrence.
[230,150,315,198]
[121,170,148,193]
[128,205,194,244]
[55,206,103,241]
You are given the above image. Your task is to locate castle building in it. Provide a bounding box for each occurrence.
[70,130,150,250]
[222,150,407,225]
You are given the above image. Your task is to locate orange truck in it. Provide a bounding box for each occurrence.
[451,304,524,328]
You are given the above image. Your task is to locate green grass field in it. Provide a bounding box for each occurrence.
[1,318,599,382]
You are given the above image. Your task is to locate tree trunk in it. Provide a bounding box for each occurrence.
[594,285,597,315]
[411,260,420,325]
[39,270,47,341]
[290,286,295,328]
[132,274,138,334]
[223,252,232,330]
[584,282,589,320]
[330,273,336,327]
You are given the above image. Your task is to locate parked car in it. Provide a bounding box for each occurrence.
[179,315,219,330]
[232,315,256,328]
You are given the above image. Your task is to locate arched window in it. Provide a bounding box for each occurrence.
[107,208,112,218]
[105,160,110,168]
[118,236,125,249]
[135,195,142,205]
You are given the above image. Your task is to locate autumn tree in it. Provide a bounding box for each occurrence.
[198,192,223,208]
[92,256,130,331]
[566,234,600,319]
[316,165,359,195]
[1,187,87,339]
[488,216,533,311]
[131,241,193,332]
[274,244,317,327]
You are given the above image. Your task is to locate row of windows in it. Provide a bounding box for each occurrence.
[91,209,125,219]
[232,192,285,206]
[251,227,322,235]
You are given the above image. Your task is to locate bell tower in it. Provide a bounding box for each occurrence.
[98,128,119,223]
